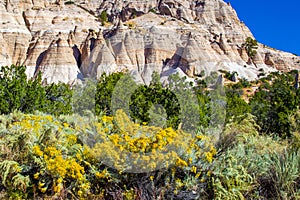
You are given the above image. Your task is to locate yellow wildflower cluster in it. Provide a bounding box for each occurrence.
[187,134,217,164]
[66,134,78,145]
[101,115,113,123]
[95,168,110,179]
[13,114,54,134]
[191,166,197,174]
[108,126,178,153]
[33,145,43,157]
[12,114,80,138]
[205,145,217,163]
[176,158,188,167]
[13,113,93,196]
[32,143,90,196]
[42,146,85,180]
[92,110,191,172]
[167,131,218,184]
[91,109,218,175]
[38,181,47,193]
[102,110,178,153]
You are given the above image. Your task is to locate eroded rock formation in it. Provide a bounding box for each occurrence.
[0,0,299,84]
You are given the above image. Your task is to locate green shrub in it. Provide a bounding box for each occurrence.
[99,11,108,26]
[242,37,258,59]
[95,72,124,116]
[225,90,251,123]
[0,65,72,115]
[250,72,299,137]
[129,75,180,129]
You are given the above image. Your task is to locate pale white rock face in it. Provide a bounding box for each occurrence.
[36,38,81,83]
[0,34,11,67]
[0,0,299,84]
[0,2,31,66]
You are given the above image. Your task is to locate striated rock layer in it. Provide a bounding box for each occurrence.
[0,0,299,84]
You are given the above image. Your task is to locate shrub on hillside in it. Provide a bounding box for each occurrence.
[250,72,299,137]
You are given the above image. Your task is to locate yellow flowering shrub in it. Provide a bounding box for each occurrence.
[91,109,217,182]
[0,111,218,199]
[91,110,194,172]
[32,144,90,197]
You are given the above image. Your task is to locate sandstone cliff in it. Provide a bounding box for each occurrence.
[0,0,299,84]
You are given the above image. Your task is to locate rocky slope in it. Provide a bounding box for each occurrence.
[0,0,299,84]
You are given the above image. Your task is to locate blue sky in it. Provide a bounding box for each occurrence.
[226,0,300,55]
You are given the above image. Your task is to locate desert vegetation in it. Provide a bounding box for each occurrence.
[0,65,300,199]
